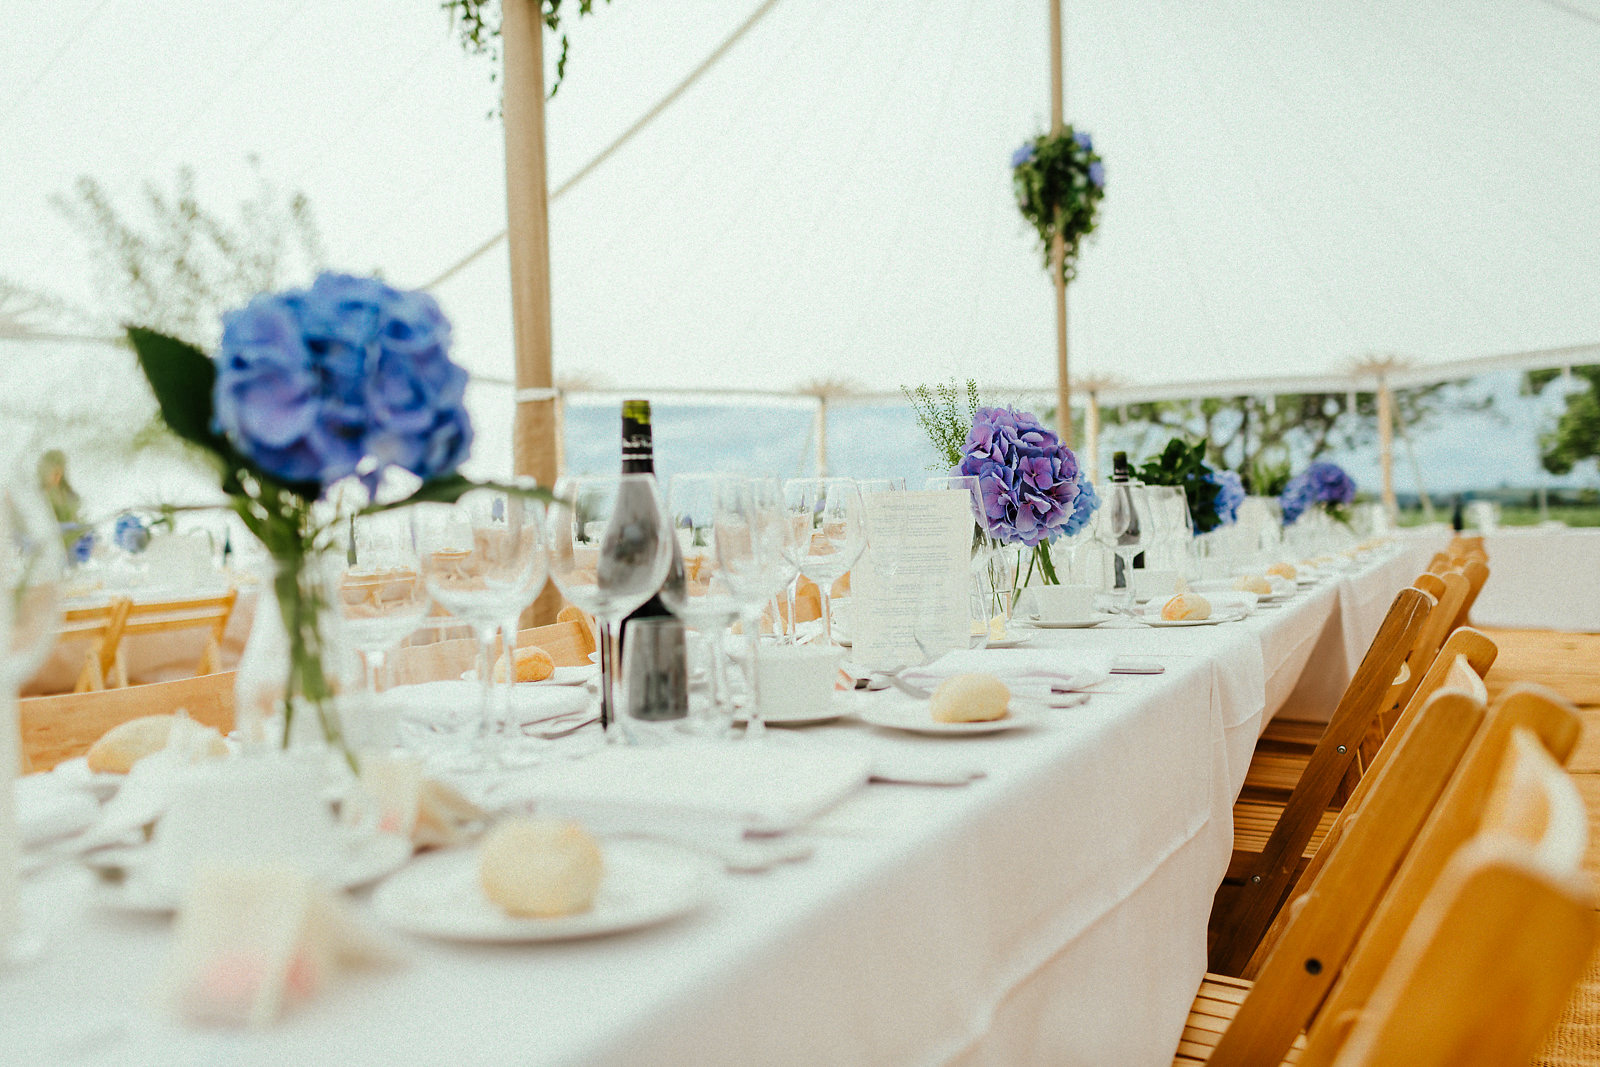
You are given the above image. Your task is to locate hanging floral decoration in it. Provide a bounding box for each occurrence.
[1011,126,1106,282]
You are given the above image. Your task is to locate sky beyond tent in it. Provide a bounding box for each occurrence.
[3,0,1597,402]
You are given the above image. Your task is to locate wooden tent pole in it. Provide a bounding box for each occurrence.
[1084,387,1100,483]
[1377,373,1398,518]
[501,0,560,622]
[815,395,829,477]
[1049,0,1072,447]
[502,0,557,489]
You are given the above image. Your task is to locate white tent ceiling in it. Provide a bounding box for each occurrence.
[3,0,1598,398]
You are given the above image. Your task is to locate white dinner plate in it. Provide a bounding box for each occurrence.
[736,692,853,726]
[1137,610,1249,628]
[1025,613,1118,629]
[371,840,717,943]
[93,832,414,915]
[853,700,1046,736]
[460,666,596,686]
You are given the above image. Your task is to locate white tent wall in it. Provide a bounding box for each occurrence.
[2,0,1597,460]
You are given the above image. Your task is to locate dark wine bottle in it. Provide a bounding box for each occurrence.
[613,400,688,721]
[1451,494,1465,532]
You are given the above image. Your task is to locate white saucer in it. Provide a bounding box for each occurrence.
[984,633,1035,649]
[1137,610,1249,628]
[93,832,413,914]
[460,666,596,686]
[1026,613,1117,629]
[853,700,1045,736]
[372,840,717,943]
[736,693,852,726]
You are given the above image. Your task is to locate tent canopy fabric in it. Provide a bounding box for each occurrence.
[3,0,1597,398]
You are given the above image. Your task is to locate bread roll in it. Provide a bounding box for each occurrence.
[86,713,229,774]
[492,644,555,683]
[1160,593,1212,621]
[479,818,604,918]
[1266,562,1298,581]
[930,673,1010,723]
[1232,575,1272,596]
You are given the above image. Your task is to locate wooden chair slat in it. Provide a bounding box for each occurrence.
[19,671,236,772]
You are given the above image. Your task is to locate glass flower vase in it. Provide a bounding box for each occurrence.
[235,550,357,773]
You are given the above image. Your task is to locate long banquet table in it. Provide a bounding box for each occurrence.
[3,540,1436,1067]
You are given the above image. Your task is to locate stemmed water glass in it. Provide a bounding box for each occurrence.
[416,489,547,767]
[782,478,866,647]
[336,510,429,757]
[714,476,797,737]
[1101,481,1149,610]
[2,476,65,966]
[661,475,745,736]
[544,474,673,741]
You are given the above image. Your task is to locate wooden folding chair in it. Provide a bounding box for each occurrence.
[1454,557,1488,630]
[110,589,239,687]
[388,607,599,686]
[1177,685,1586,1065]
[54,597,132,692]
[1248,571,1470,795]
[19,670,237,772]
[1301,727,1593,1066]
[1209,587,1434,974]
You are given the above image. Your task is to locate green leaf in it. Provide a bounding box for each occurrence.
[126,326,222,451]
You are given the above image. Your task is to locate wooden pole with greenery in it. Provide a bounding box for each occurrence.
[501,0,561,621]
[1377,371,1398,517]
[1049,0,1072,448]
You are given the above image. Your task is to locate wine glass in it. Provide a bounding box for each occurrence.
[782,478,866,647]
[661,475,745,737]
[544,475,673,741]
[335,510,429,758]
[416,490,547,767]
[1102,482,1149,610]
[714,476,797,737]
[2,476,65,967]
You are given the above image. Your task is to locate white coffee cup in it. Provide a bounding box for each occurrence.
[755,645,845,723]
[1033,583,1096,623]
[1131,568,1182,603]
[150,757,341,891]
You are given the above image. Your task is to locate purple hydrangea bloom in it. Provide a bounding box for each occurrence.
[1280,461,1356,523]
[1011,143,1036,168]
[213,272,473,493]
[957,407,1081,547]
[1060,469,1100,537]
[1087,160,1105,189]
[113,512,150,554]
[1074,130,1093,151]
[64,526,94,564]
[1210,469,1244,527]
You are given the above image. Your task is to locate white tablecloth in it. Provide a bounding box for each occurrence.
[1468,527,1600,632]
[2,544,1432,1066]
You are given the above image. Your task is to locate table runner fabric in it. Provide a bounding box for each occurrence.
[4,542,1438,1066]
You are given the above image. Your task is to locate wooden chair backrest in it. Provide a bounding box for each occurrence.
[1308,727,1595,1066]
[1369,574,1468,750]
[388,610,597,686]
[1446,533,1486,558]
[55,597,132,692]
[1426,551,1451,574]
[1211,670,1491,1063]
[1298,686,1583,1064]
[1455,558,1489,630]
[113,589,239,684]
[1247,631,1498,975]
[1208,586,1435,974]
[19,670,237,772]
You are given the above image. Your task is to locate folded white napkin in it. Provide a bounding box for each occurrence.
[498,739,872,834]
[13,776,99,847]
[903,649,1112,697]
[381,682,589,728]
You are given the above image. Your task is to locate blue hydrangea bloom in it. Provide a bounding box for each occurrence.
[1060,469,1100,537]
[957,407,1081,547]
[1011,143,1036,168]
[65,526,95,564]
[213,273,473,493]
[1074,131,1093,151]
[1280,461,1356,524]
[114,513,150,554]
[1210,469,1244,528]
[1087,160,1105,189]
